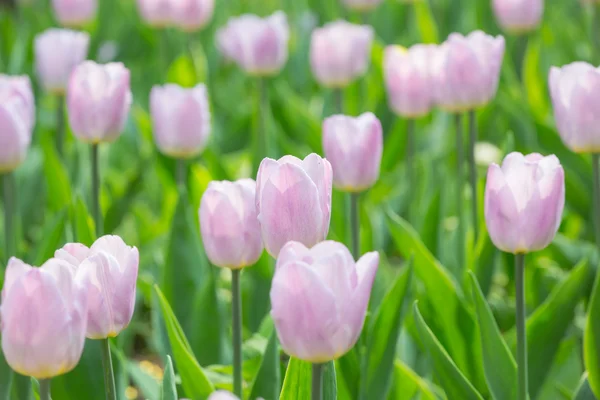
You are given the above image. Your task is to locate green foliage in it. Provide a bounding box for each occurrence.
[585,273,600,399]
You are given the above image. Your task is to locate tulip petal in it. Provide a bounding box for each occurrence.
[345,251,379,346]
[54,242,91,265]
[1,257,33,300]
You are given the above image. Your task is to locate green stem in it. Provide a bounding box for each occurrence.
[311,363,323,400]
[467,110,479,240]
[56,94,65,157]
[406,118,415,212]
[259,77,269,161]
[350,192,360,260]
[232,269,243,397]
[39,379,51,400]
[592,4,600,63]
[333,88,343,114]
[515,253,528,400]
[159,28,169,81]
[593,154,600,251]
[186,34,198,82]
[176,159,186,189]
[3,172,14,261]
[101,339,116,400]
[91,144,102,237]
[455,113,465,270]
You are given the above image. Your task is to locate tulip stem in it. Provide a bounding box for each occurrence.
[2,172,15,261]
[311,363,324,400]
[515,253,528,400]
[56,94,65,157]
[467,110,479,240]
[255,77,269,174]
[333,88,343,114]
[592,153,600,250]
[39,379,50,400]
[455,113,465,270]
[101,339,116,400]
[232,269,243,397]
[91,144,102,237]
[176,159,186,189]
[350,192,360,259]
[406,118,415,219]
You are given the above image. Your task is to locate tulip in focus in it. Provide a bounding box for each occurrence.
[151,83,211,158]
[216,11,289,76]
[67,61,132,144]
[136,0,172,27]
[484,152,564,254]
[431,31,505,112]
[52,0,97,27]
[1,257,88,378]
[55,235,139,339]
[322,112,383,191]
[35,28,90,94]
[271,241,379,362]
[199,179,263,268]
[384,44,435,118]
[172,0,215,31]
[341,0,382,11]
[310,20,374,88]
[549,62,600,153]
[256,154,332,257]
[492,0,543,34]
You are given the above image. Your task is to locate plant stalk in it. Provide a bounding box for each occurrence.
[350,192,360,260]
[176,159,186,189]
[515,253,528,400]
[56,94,65,157]
[232,269,243,397]
[467,110,479,240]
[259,77,269,161]
[455,113,465,270]
[592,153,600,250]
[91,144,102,237]
[39,379,51,400]
[333,88,343,115]
[101,339,116,400]
[311,363,324,400]
[406,118,415,219]
[3,173,14,261]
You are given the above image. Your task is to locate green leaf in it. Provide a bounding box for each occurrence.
[413,302,484,400]
[414,0,439,43]
[162,356,178,400]
[387,361,437,400]
[41,133,72,212]
[33,209,67,266]
[154,285,215,400]
[364,264,413,399]
[0,355,12,400]
[72,194,95,246]
[167,55,198,88]
[585,270,600,399]
[522,34,549,120]
[469,271,517,400]
[279,359,336,400]
[249,329,281,400]
[573,374,597,400]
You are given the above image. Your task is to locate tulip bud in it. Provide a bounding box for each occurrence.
[484,152,564,254]
[215,11,289,76]
[172,0,214,31]
[341,0,382,11]
[310,20,374,88]
[0,76,35,172]
[55,235,139,339]
[256,154,333,257]
[548,62,600,153]
[136,0,172,27]
[199,179,263,269]
[431,31,505,112]
[150,84,211,159]
[35,28,90,95]
[51,0,97,28]
[1,257,88,378]
[271,241,379,362]
[67,61,132,144]
[492,0,543,34]
[322,112,383,192]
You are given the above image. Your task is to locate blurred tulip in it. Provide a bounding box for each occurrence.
[151,83,211,158]
[271,241,379,362]
[67,61,132,144]
[484,152,564,254]
[136,0,172,27]
[322,112,383,191]
[199,179,263,269]
[256,154,332,257]
[52,0,97,27]
[341,0,382,11]
[216,11,289,76]
[172,0,214,31]
[0,75,34,172]
[384,44,435,118]
[55,235,139,339]
[549,62,600,153]
[492,0,543,34]
[431,31,505,112]
[475,142,502,167]
[310,20,374,88]
[1,257,88,378]
[207,391,240,400]
[35,28,89,94]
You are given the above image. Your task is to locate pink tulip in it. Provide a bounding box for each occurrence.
[55,235,139,339]
[0,76,34,172]
[548,62,600,153]
[207,391,239,400]
[151,83,211,158]
[172,0,214,31]
[492,0,543,34]
[67,61,132,144]
[310,20,374,88]
[431,31,505,112]
[271,241,379,362]
[216,11,289,76]
[384,44,435,118]
[256,154,333,257]
[322,112,383,191]
[136,0,172,27]
[484,152,564,254]
[52,0,97,27]
[341,0,382,11]
[199,179,263,269]
[1,257,88,378]
[35,28,90,94]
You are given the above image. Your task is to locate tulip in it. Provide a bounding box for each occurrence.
[1,257,88,379]
[310,20,374,88]
[431,31,505,112]
[271,241,379,362]
[136,0,172,27]
[492,0,543,34]
[256,154,333,257]
[484,152,564,254]
[322,112,383,192]
[341,0,382,11]
[67,61,132,144]
[199,179,263,269]
[150,84,211,159]
[383,44,435,118]
[35,28,89,95]
[172,0,214,31]
[51,0,97,27]
[215,11,289,76]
